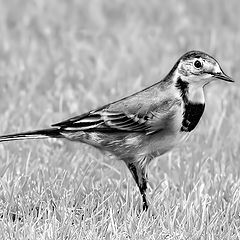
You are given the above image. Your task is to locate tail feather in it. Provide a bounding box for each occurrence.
[0,128,62,142]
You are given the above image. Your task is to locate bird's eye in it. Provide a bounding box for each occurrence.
[194,60,203,69]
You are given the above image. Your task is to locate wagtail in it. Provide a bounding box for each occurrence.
[0,51,234,210]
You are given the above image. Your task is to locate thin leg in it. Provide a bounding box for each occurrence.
[127,162,148,211]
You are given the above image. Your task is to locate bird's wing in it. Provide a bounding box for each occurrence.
[52,86,181,135]
[53,109,149,132]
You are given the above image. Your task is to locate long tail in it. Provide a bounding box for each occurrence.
[0,128,62,142]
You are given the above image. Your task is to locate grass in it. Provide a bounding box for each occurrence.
[0,0,240,239]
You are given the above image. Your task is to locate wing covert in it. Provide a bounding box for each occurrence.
[52,85,181,134]
[52,109,151,132]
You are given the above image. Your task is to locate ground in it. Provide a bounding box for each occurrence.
[0,0,240,239]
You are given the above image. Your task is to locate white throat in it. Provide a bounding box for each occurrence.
[188,83,205,104]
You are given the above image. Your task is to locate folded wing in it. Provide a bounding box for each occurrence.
[52,87,181,135]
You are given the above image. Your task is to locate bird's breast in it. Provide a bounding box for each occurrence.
[141,104,184,156]
[181,102,205,132]
[142,102,204,158]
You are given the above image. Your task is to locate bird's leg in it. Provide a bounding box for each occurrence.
[126,162,148,211]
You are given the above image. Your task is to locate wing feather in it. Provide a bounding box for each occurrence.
[52,86,181,134]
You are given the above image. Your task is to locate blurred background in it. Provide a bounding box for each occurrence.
[0,0,240,237]
[0,0,239,122]
[0,0,239,166]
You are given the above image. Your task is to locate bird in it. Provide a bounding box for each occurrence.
[0,50,234,211]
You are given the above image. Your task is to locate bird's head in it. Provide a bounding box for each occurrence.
[173,50,234,86]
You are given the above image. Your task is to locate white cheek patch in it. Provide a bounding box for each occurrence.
[202,73,214,81]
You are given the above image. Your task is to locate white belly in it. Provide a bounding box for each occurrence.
[149,132,189,155]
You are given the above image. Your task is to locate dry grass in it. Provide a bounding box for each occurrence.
[0,0,240,239]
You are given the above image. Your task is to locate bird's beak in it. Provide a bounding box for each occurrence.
[213,71,234,82]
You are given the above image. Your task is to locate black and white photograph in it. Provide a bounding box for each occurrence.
[0,0,239,239]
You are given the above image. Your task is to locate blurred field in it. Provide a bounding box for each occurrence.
[0,0,240,239]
